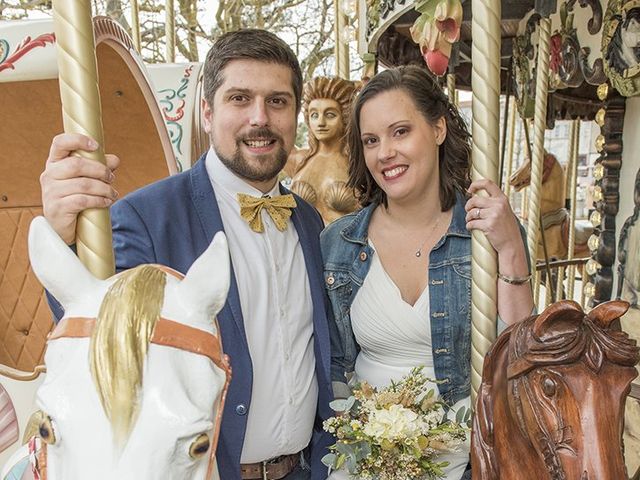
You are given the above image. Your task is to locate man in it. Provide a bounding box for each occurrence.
[40,29,337,480]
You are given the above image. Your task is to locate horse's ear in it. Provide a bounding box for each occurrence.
[178,232,230,318]
[533,300,584,340]
[587,300,629,328]
[28,216,102,309]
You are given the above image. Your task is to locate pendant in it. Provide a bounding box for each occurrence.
[415,251,421,257]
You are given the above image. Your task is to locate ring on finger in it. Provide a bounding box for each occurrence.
[475,208,481,219]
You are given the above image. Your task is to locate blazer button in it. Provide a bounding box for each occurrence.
[235,404,247,416]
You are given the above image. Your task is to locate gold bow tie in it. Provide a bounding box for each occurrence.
[237,193,297,233]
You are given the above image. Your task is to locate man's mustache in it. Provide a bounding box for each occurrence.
[237,128,283,145]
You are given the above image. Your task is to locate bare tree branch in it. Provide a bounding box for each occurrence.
[3,0,340,80]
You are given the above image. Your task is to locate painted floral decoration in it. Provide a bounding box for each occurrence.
[410,0,463,76]
[550,33,563,74]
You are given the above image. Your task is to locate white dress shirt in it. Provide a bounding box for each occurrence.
[206,149,318,463]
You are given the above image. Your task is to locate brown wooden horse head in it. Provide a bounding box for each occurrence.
[472,300,640,480]
[509,152,560,192]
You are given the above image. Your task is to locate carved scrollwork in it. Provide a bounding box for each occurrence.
[559,34,584,87]
[617,168,640,306]
[514,14,543,118]
[367,0,382,37]
[550,27,584,90]
[601,0,640,97]
[567,0,603,35]
[379,0,407,20]
[580,47,608,85]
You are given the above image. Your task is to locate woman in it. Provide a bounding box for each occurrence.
[286,76,359,224]
[320,66,534,479]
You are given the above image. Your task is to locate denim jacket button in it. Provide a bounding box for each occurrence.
[359,251,368,261]
[326,275,335,285]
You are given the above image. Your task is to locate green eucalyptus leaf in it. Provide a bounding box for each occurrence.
[329,396,356,412]
[345,454,358,474]
[321,453,336,467]
[455,406,465,424]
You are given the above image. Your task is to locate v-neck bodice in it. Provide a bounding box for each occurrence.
[351,245,435,379]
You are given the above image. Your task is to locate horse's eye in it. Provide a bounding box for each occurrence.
[39,415,56,445]
[189,433,210,459]
[541,376,557,397]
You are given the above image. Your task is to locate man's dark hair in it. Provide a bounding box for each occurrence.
[347,65,472,210]
[203,29,303,113]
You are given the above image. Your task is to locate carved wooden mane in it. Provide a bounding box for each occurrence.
[472,300,640,480]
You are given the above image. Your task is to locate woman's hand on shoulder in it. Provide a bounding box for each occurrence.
[464,179,522,255]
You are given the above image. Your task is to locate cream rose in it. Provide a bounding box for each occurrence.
[362,404,427,442]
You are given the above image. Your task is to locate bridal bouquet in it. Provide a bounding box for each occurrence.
[322,367,470,480]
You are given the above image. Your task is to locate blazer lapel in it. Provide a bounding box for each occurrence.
[287,195,331,384]
[189,157,248,347]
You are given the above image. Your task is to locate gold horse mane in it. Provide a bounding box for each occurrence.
[89,265,167,447]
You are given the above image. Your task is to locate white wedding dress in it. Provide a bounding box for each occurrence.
[327,245,470,480]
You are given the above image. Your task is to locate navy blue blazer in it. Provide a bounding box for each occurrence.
[51,157,336,479]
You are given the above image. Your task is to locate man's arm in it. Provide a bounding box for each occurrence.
[41,133,120,321]
[111,199,157,272]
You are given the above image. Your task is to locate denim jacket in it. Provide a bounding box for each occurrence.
[320,192,473,405]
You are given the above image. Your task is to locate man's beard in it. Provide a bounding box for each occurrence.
[214,128,288,183]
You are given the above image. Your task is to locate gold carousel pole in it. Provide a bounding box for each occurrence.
[521,118,533,220]
[447,73,457,106]
[131,0,141,52]
[566,119,581,300]
[556,120,578,300]
[504,98,517,200]
[334,0,350,79]
[52,1,114,279]
[527,15,551,302]
[166,0,175,62]
[470,0,501,402]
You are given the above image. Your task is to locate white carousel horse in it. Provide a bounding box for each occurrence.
[1,217,231,480]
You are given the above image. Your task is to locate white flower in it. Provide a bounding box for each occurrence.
[422,407,445,430]
[362,404,427,442]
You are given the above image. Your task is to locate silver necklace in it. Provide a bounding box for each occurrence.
[414,213,443,258]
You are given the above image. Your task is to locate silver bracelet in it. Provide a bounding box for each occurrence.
[497,272,531,285]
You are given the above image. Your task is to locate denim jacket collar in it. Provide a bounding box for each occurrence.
[340,191,470,247]
[340,203,376,246]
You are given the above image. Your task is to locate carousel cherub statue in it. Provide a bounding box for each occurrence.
[286,76,358,224]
